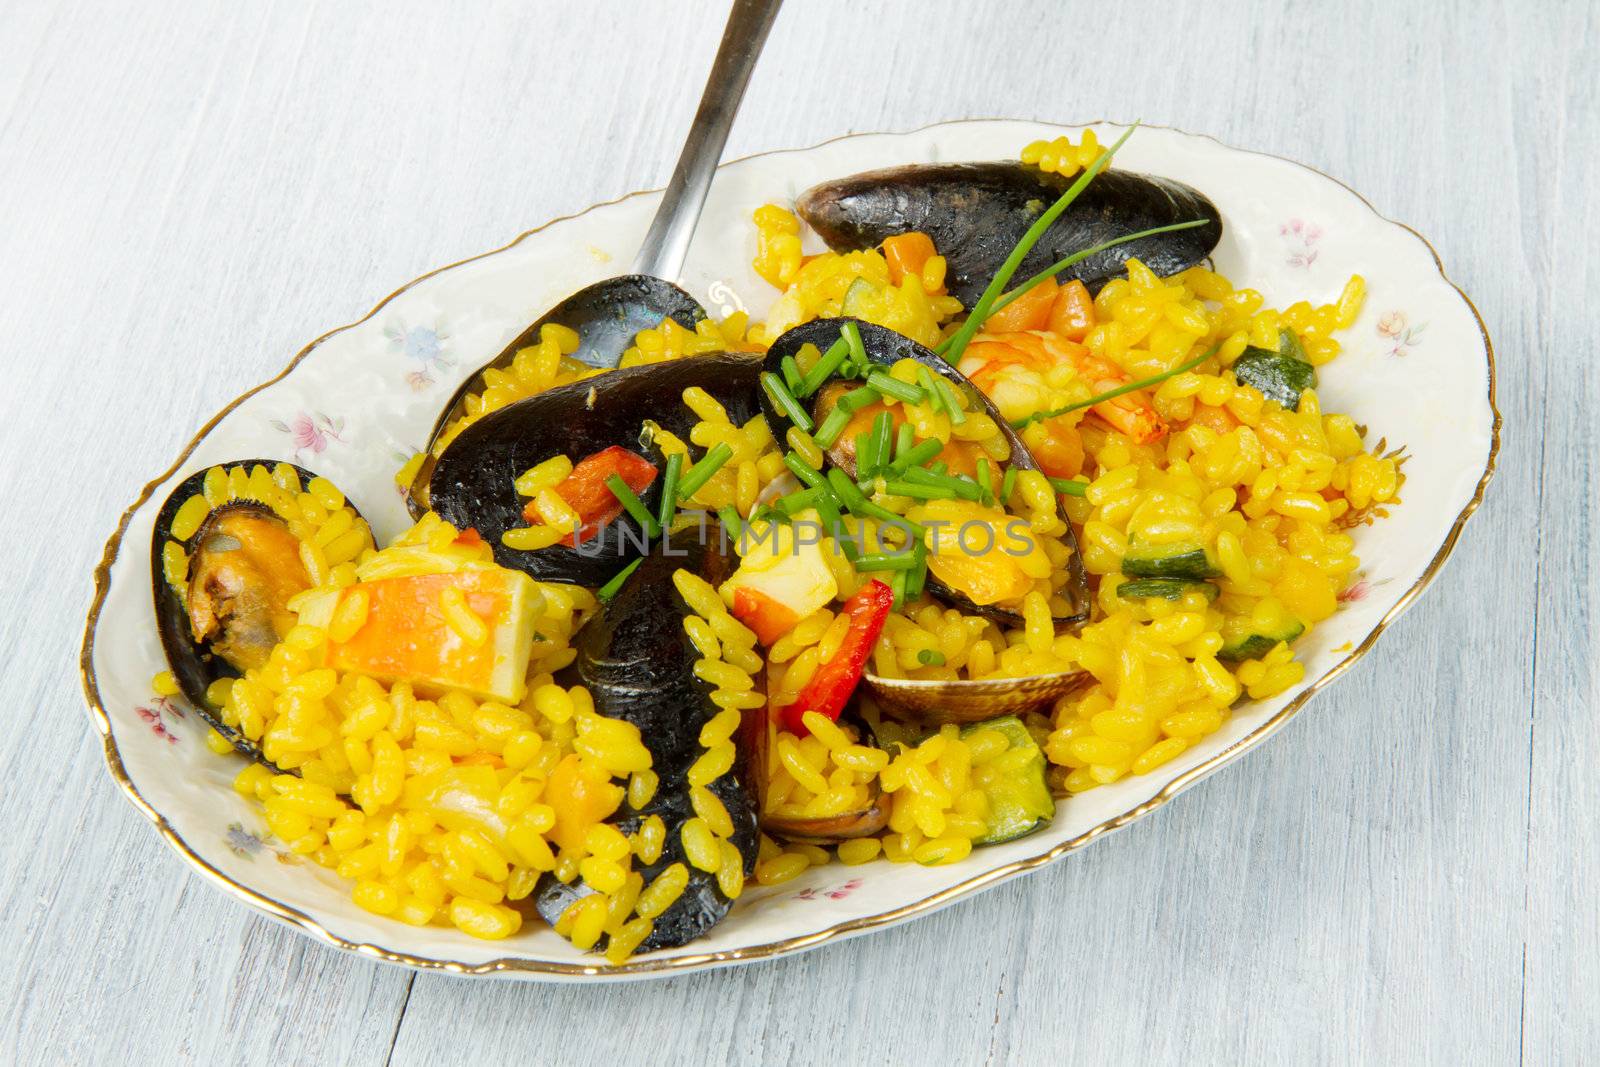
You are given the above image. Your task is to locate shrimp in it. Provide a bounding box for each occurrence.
[958,330,1168,446]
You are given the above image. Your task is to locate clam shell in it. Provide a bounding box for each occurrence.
[864,668,1089,725]
[761,789,890,846]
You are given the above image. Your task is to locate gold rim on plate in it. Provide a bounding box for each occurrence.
[79,120,1501,978]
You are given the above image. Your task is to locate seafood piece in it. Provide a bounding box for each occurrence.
[760,318,1090,630]
[959,330,1167,448]
[753,581,893,843]
[150,461,371,763]
[753,711,892,845]
[534,528,759,953]
[408,277,707,513]
[184,505,307,672]
[427,352,762,587]
[796,162,1222,307]
[864,670,1087,726]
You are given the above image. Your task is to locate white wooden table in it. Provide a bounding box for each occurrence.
[3,0,1592,1062]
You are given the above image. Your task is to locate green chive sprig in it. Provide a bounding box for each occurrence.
[866,370,924,405]
[597,557,643,601]
[796,337,852,398]
[605,473,659,537]
[675,443,732,500]
[761,372,813,432]
[655,452,683,530]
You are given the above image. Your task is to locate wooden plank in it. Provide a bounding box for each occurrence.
[1521,3,1600,1063]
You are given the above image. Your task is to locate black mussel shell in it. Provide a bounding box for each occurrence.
[150,460,358,769]
[534,527,760,953]
[796,161,1222,308]
[428,352,762,588]
[409,276,706,515]
[761,318,1089,629]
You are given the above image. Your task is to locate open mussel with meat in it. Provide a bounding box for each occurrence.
[758,318,1089,632]
[150,460,374,765]
[742,316,1094,723]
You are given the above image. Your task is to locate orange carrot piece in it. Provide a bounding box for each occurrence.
[985,278,1058,332]
[882,232,936,285]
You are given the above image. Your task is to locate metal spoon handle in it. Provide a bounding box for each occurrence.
[629,0,783,280]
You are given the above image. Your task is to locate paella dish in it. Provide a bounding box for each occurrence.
[147,129,1400,963]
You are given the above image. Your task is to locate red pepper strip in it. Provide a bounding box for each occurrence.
[521,446,658,547]
[776,579,894,735]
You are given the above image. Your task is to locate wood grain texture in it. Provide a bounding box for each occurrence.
[0,0,1590,1063]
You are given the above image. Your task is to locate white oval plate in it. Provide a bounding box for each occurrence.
[81,121,1498,981]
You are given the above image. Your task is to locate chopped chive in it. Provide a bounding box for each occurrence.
[779,354,802,393]
[1000,465,1018,505]
[917,366,946,416]
[812,492,858,562]
[884,480,957,500]
[889,568,909,610]
[813,407,852,449]
[716,505,743,540]
[828,467,868,509]
[935,377,967,425]
[605,473,659,536]
[916,648,945,666]
[868,411,893,476]
[1049,477,1089,497]
[837,385,880,414]
[761,371,813,433]
[796,337,852,398]
[976,460,994,506]
[866,370,925,405]
[929,460,948,476]
[655,452,683,531]
[783,451,826,489]
[941,123,1141,366]
[901,466,980,500]
[676,443,733,500]
[892,438,944,473]
[854,551,920,572]
[597,557,643,602]
[828,469,926,536]
[906,542,929,600]
[854,429,878,478]
[841,321,867,368]
[1011,343,1219,430]
[778,487,823,515]
[893,423,915,464]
